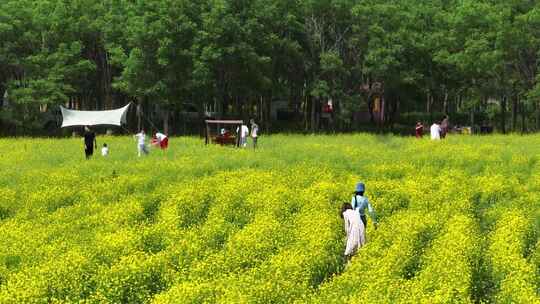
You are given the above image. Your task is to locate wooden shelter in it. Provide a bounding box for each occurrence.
[205,119,243,147]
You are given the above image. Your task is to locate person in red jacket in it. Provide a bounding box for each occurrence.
[415,122,424,138]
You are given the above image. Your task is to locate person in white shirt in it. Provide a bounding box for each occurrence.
[134,130,149,156]
[430,122,441,140]
[236,124,250,147]
[250,119,259,149]
[341,202,366,260]
[101,143,109,156]
[155,132,168,149]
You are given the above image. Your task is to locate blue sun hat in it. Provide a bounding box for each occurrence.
[355,182,365,193]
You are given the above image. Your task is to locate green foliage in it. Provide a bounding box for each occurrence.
[1,0,539,133]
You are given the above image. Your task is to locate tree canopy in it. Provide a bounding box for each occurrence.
[0,0,539,134]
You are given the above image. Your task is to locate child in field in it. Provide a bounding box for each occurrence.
[134,130,149,157]
[341,202,366,259]
[430,121,441,140]
[101,143,109,156]
[351,182,378,230]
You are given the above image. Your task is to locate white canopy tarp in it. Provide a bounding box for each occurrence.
[60,104,131,128]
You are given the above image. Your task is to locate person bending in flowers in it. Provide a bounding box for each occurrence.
[351,182,378,230]
[341,203,366,260]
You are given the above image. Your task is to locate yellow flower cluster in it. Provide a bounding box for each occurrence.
[488,210,539,304]
[0,134,538,303]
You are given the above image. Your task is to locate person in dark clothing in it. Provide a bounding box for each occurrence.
[440,115,449,139]
[250,118,259,149]
[83,126,97,159]
[415,122,424,138]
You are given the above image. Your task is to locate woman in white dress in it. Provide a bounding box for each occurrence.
[341,203,366,259]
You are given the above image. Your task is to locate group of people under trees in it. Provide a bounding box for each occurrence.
[341,182,378,261]
[82,126,169,159]
[82,118,259,159]
[415,115,450,140]
[229,119,259,149]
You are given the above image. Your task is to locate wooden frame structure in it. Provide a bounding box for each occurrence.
[205,119,243,147]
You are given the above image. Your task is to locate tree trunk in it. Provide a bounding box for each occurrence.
[259,96,264,129]
[443,90,448,114]
[521,101,526,134]
[512,95,518,131]
[426,91,431,113]
[237,96,242,118]
[137,100,142,132]
[265,95,272,133]
[393,96,400,127]
[163,109,170,135]
[220,94,227,118]
[367,95,374,124]
[470,105,474,129]
[500,95,506,134]
[379,94,385,130]
[260,95,264,125]
[311,97,318,133]
[536,101,540,132]
[102,50,113,110]
[304,95,310,131]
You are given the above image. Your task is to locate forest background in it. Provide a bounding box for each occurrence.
[1,0,539,135]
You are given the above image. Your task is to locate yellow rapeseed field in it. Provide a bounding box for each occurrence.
[0,134,538,303]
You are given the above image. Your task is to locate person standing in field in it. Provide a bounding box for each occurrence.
[250,119,259,149]
[415,122,424,138]
[440,115,449,139]
[341,202,366,259]
[155,132,169,150]
[236,124,249,147]
[351,182,378,230]
[430,121,441,140]
[83,126,97,159]
[134,129,149,157]
[101,143,109,156]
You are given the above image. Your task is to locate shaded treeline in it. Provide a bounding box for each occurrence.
[0,0,539,135]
